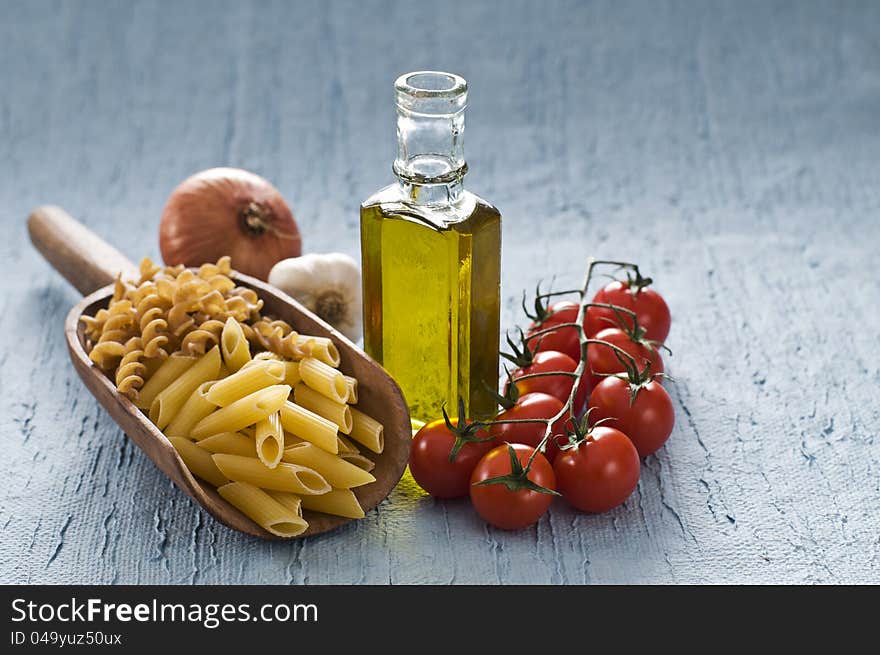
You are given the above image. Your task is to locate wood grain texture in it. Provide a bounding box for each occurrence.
[27,206,139,295]
[2,0,878,584]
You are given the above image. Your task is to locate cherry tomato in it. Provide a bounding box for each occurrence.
[488,392,567,462]
[410,418,492,498]
[470,444,556,530]
[553,426,640,513]
[587,280,671,343]
[588,376,674,457]
[527,301,582,361]
[511,350,588,412]
[587,327,664,389]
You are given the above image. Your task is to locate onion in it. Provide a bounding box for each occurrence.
[159,168,302,280]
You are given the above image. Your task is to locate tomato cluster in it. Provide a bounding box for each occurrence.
[409,265,676,531]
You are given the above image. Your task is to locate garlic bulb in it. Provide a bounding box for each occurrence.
[268,253,363,342]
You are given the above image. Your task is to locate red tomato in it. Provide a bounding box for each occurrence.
[470,444,556,530]
[588,377,674,457]
[543,300,580,323]
[553,426,640,513]
[410,418,492,498]
[527,301,582,361]
[488,392,567,462]
[511,350,588,412]
[587,280,671,343]
[587,327,664,389]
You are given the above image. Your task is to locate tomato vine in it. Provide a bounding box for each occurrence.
[477,258,648,490]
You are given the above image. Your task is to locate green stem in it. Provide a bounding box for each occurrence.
[479,258,644,481]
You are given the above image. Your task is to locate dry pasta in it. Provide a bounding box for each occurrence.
[299,357,348,404]
[150,346,222,429]
[136,353,197,409]
[255,412,284,469]
[266,491,304,518]
[79,256,387,534]
[219,482,308,538]
[220,317,251,372]
[281,441,375,489]
[212,454,331,495]
[190,384,290,440]
[349,407,384,454]
[298,488,365,519]
[336,435,376,472]
[196,432,257,458]
[343,376,358,404]
[169,436,229,488]
[165,381,216,439]
[296,336,340,367]
[115,337,146,400]
[279,401,339,454]
[205,359,285,407]
[293,383,353,434]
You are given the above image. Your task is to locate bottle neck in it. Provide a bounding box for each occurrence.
[393,72,468,205]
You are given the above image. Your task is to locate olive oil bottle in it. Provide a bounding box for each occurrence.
[361,72,501,422]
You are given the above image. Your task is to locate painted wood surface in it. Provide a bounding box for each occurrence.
[2,0,878,584]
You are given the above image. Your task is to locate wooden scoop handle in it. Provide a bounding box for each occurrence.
[28,205,139,296]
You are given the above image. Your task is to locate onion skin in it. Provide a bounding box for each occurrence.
[159,168,302,281]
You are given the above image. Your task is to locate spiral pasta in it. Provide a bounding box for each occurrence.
[242,319,303,360]
[89,300,136,370]
[180,319,226,356]
[82,257,302,387]
[80,308,109,342]
[115,337,146,399]
[132,289,171,359]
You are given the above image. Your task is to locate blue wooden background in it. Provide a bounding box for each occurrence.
[2,0,878,584]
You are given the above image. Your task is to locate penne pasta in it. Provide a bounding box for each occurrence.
[296,335,340,367]
[299,488,365,519]
[334,435,374,471]
[248,351,282,363]
[150,347,222,429]
[293,383,353,434]
[142,357,163,383]
[196,431,257,458]
[212,454,331,495]
[299,357,348,404]
[165,381,216,438]
[349,407,384,454]
[343,375,358,404]
[266,491,303,517]
[281,441,375,488]
[247,355,301,386]
[280,361,301,386]
[220,317,251,372]
[219,482,308,538]
[255,412,284,469]
[169,436,229,488]
[136,353,197,410]
[336,434,359,454]
[206,359,286,407]
[279,400,339,454]
[191,384,291,440]
[339,451,376,472]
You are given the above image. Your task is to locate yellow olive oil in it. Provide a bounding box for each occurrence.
[361,71,502,423]
[361,192,501,421]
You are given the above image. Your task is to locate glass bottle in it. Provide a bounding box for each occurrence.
[360,71,502,422]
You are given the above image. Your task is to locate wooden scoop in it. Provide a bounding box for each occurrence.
[28,205,410,539]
